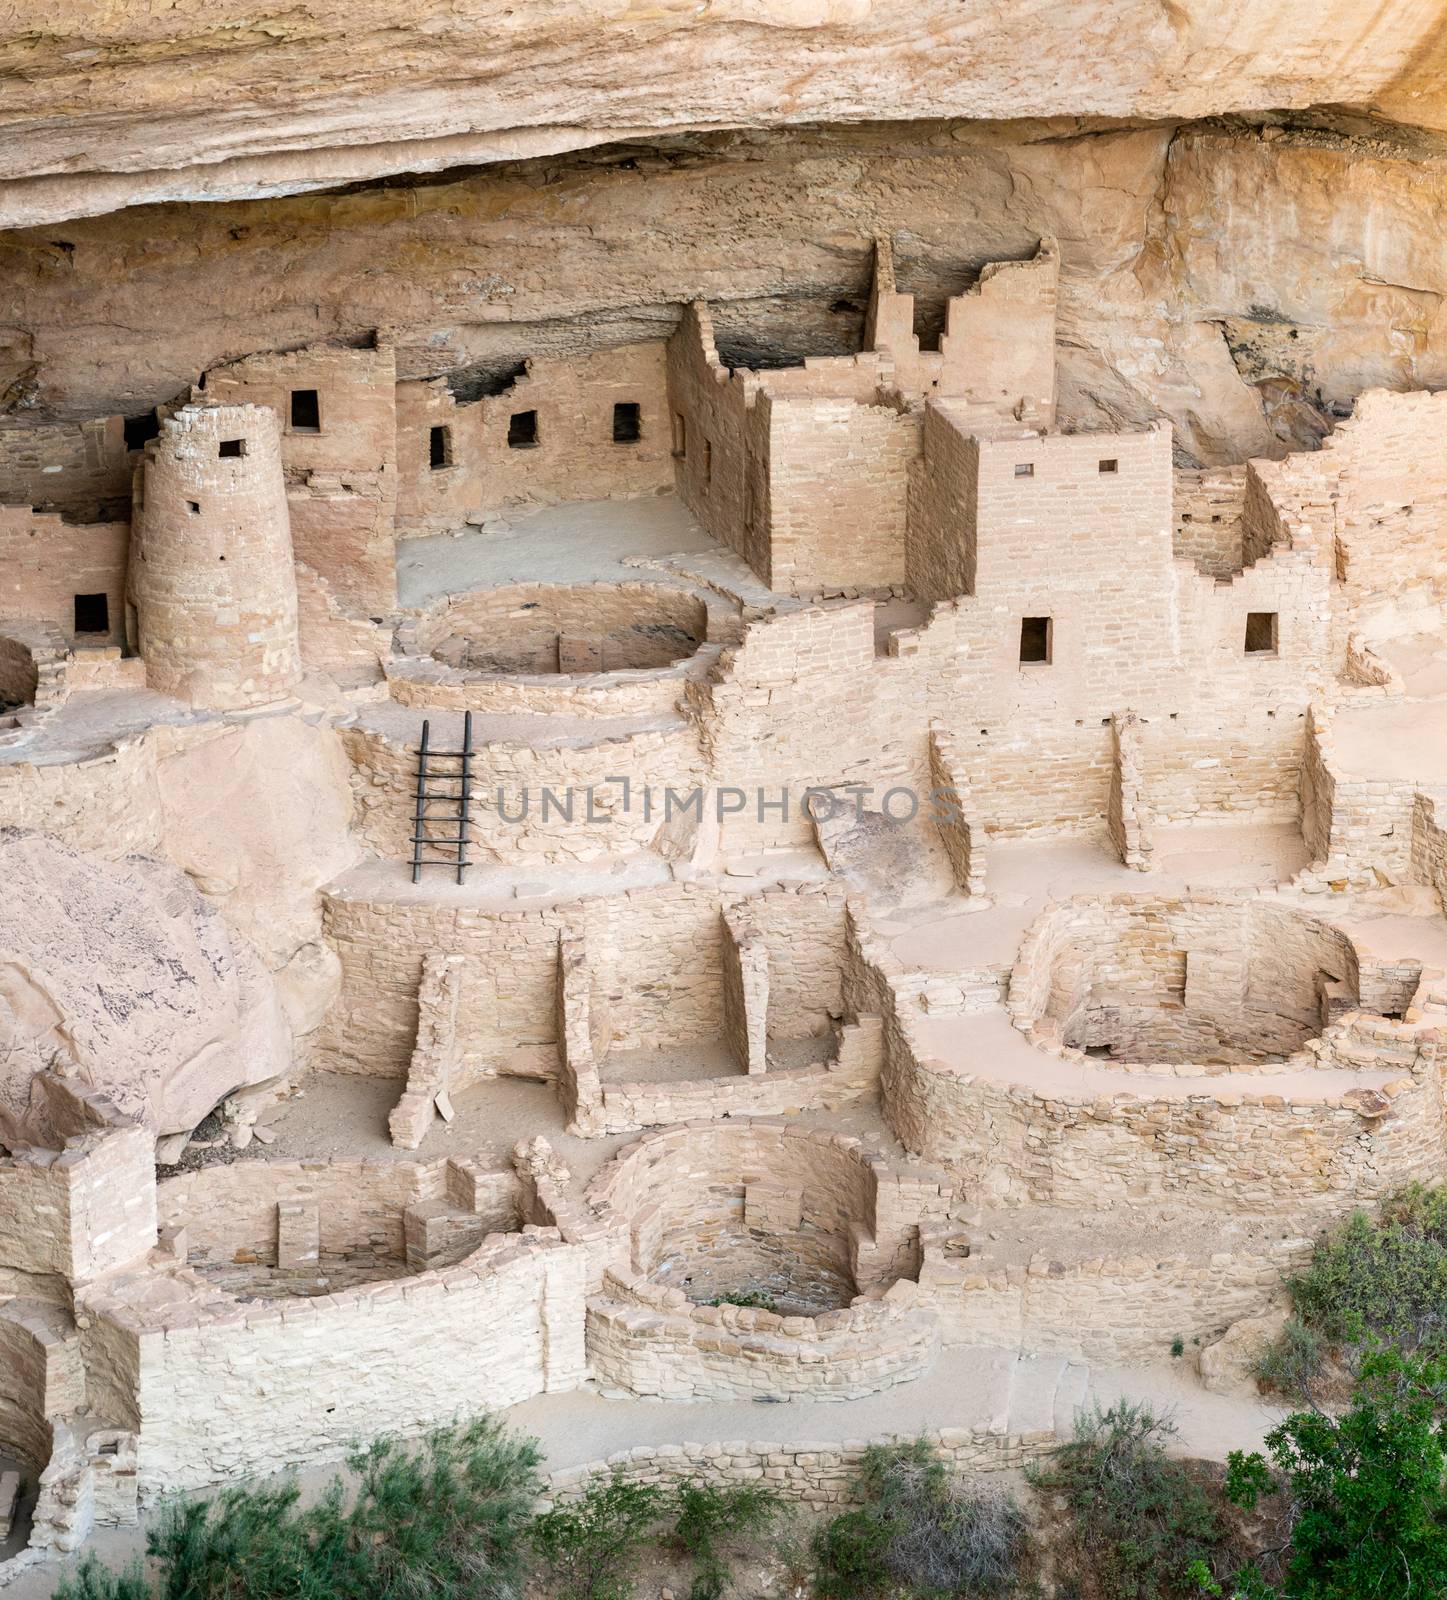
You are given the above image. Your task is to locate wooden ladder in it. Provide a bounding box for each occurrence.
[410,712,474,885]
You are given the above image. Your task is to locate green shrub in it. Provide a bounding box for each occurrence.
[1252,1319,1325,1397]
[1204,1347,1447,1600]
[52,1556,149,1600]
[814,1439,1030,1599]
[669,1478,780,1600]
[704,1291,778,1313]
[1287,1184,1447,1356]
[530,1473,666,1600]
[812,1505,893,1599]
[1031,1401,1231,1600]
[57,1416,542,1600]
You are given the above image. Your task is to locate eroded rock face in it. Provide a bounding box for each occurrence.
[3,1,1447,225]
[8,119,1447,463]
[0,829,290,1149]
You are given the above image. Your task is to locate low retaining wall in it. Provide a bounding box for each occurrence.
[542,1427,1057,1513]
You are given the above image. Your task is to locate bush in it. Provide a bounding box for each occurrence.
[57,1416,542,1600]
[1031,1401,1232,1600]
[1286,1184,1447,1356]
[52,1556,149,1600]
[669,1478,780,1600]
[813,1439,1030,1599]
[1205,1347,1447,1600]
[1252,1319,1325,1397]
[705,1291,778,1313]
[530,1473,666,1600]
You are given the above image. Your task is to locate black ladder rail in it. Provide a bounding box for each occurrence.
[410,713,474,886]
[456,710,473,886]
[410,719,430,884]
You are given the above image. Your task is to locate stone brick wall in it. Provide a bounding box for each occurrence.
[0,416,132,520]
[342,715,706,867]
[0,1119,156,1288]
[156,1156,518,1274]
[0,508,129,646]
[586,1265,940,1402]
[0,1309,61,1466]
[763,393,917,594]
[0,739,164,857]
[923,1230,1316,1364]
[322,880,848,1084]
[542,1428,1056,1513]
[83,1230,588,1496]
[906,402,979,602]
[395,344,673,532]
[1173,466,1247,576]
[1006,893,1362,1067]
[200,341,398,612]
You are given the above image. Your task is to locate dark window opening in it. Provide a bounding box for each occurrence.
[1098,458,1119,474]
[289,389,321,432]
[1020,616,1053,664]
[612,402,642,444]
[187,500,201,516]
[1014,462,1034,478]
[218,438,246,459]
[508,410,538,449]
[1245,612,1278,655]
[123,413,160,452]
[672,413,687,458]
[429,425,452,470]
[73,593,109,635]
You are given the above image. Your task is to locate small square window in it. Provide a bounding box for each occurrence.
[1098,458,1119,474]
[1245,612,1278,655]
[218,438,246,458]
[1014,462,1034,478]
[187,500,201,516]
[73,593,109,635]
[508,410,538,448]
[1020,616,1052,664]
[612,402,642,443]
[290,389,321,431]
[429,425,452,470]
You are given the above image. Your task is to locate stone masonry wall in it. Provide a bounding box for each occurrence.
[200,341,398,613]
[0,509,129,647]
[83,1231,587,1496]
[395,344,673,532]
[542,1428,1056,1515]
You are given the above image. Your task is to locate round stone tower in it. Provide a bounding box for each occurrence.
[131,403,301,709]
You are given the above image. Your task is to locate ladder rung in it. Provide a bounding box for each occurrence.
[411,836,469,846]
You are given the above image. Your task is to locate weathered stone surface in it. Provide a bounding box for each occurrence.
[0,830,290,1145]
[4,2,1447,225]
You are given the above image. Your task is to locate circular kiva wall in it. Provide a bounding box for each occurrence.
[420,582,708,677]
[1008,894,1362,1068]
[583,1123,941,1401]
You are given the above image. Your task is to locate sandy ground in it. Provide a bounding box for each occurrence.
[395,492,718,608]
